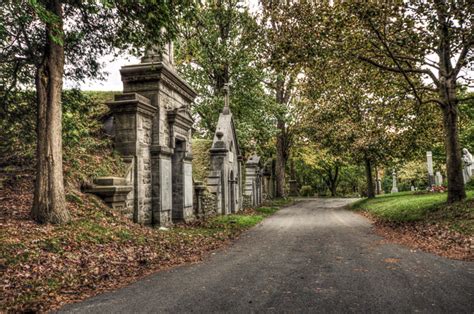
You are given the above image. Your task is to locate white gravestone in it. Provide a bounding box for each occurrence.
[462,148,473,184]
[391,171,399,193]
[435,171,443,186]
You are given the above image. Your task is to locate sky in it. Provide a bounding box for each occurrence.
[64,0,260,91]
[64,54,139,91]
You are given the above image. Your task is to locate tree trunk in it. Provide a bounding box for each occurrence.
[275,117,286,198]
[365,158,375,199]
[31,0,69,224]
[441,103,466,203]
[435,2,466,203]
[275,75,289,199]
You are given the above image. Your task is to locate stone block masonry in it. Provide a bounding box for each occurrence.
[207,85,243,215]
[98,43,197,226]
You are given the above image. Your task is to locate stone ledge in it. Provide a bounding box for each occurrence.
[85,177,132,211]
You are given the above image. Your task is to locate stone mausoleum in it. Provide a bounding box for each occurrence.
[207,85,243,214]
[97,43,197,226]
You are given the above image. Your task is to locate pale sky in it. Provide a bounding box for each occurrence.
[64,54,139,91]
[65,0,260,91]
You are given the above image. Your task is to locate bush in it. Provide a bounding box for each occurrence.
[300,185,313,197]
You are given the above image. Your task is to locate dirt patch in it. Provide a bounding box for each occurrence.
[360,211,473,261]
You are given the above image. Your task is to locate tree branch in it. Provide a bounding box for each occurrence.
[452,39,473,78]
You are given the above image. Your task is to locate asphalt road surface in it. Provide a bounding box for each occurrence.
[61,199,474,313]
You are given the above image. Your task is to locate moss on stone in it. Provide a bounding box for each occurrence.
[191,138,213,183]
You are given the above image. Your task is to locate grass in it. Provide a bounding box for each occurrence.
[211,214,264,228]
[351,190,474,233]
[255,206,279,215]
[261,197,295,208]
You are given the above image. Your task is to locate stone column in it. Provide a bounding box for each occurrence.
[208,132,228,214]
[108,93,156,224]
[391,171,399,193]
[193,181,206,218]
[426,151,434,186]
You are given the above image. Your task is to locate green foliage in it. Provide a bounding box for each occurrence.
[0,89,125,185]
[465,180,474,191]
[459,92,474,152]
[175,1,278,154]
[299,185,313,197]
[398,161,431,190]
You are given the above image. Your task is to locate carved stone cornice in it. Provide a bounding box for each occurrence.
[120,62,197,102]
[107,93,156,117]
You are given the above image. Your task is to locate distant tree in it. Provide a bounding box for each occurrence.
[294,145,345,197]
[0,0,192,224]
[347,1,473,202]
[257,1,308,197]
[300,60,438,198]
[175,0,277,154]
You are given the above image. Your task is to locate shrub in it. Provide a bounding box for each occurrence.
[300,185,313,197]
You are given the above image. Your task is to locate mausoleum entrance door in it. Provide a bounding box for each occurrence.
[172,139,186,222]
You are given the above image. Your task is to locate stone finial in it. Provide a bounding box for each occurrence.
[141,39,174,65]
[141,45,158,63]
[222,83,230,115]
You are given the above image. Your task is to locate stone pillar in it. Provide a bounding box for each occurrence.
[426,151,434,187]
[391,171,399,193]
[207,132,228,214]
[108,93,155,224]
[238,155,244,211]
[194,181,206,218]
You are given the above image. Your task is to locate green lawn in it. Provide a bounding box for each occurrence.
[352,190,474,222]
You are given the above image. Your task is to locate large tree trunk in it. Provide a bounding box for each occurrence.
[435,2,466,203]
[275,117,286,198]
[31,0,69,224]
[323,166,339,197]
[441,103,466,203]
[365,158,375,199]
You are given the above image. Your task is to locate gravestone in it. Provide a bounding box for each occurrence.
[462,148,473,184]
[104,42,197,226]
[435,171,443,186]
[376,179,382,195]
[391,171,399,193]
[244,155,263,207]
[207,84,243,214]
[426,151,434,186]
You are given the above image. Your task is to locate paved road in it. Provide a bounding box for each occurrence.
[61,199,474,313]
